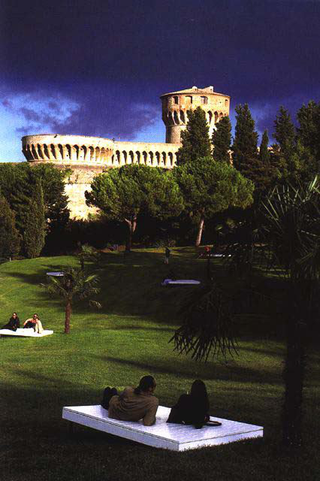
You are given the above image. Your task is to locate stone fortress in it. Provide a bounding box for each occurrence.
[22,86,230,218]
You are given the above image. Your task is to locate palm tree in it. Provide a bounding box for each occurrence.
[172,176,320,447]
[45,267,101,334]
[262,177,320,446]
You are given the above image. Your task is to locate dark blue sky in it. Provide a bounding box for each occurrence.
[1,0,320,161]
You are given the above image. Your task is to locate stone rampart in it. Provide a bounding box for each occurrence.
[22,134,180,219]
[21,85,230,219]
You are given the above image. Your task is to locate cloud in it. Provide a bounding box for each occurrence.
[0,82,160,143]
[2,99,12,108]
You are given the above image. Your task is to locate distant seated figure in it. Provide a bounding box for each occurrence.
[167,379,210,428]
[108,375,159,426]
[23,314,44,334]
[2,312,20,331]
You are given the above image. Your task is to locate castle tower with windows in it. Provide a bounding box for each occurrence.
[160,86,230,144]
[22,85,230,218]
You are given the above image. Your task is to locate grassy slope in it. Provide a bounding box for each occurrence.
[0,249,319,481]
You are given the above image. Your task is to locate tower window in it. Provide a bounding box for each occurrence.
[225,99,228,106]
[173,96,179,105]
[201,96,208,104]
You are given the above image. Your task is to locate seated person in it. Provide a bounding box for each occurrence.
[23,314,44,333]
[108,375,159,426]
[167,379,210,428]
[2,312,20,331]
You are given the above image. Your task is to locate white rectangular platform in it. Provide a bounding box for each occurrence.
[0,328,54,337]
[62,405,263,451]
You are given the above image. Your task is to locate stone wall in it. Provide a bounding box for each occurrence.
[22,85,230,219]
[22,135,180,219]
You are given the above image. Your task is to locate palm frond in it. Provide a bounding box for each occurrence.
[170,284,238,361]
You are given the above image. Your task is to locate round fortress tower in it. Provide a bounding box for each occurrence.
[160,86,230,144]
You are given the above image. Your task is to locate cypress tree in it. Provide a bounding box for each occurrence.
[296,101,320,177]
[232,104,259,179]
[0,195,20,259]
[24,179,46,258]
[273,106,296,157]
[259,130,270,164]
[212,115,232,163]
[177,107,212,165]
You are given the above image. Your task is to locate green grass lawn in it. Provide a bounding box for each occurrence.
[0,249,319,481]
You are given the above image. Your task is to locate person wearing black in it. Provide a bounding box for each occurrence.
[164,247,171,264]
[2,312,20,331]
[167,379,214,428]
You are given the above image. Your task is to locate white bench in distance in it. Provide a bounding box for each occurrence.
[0,328,53,337]
[62,405,263,451]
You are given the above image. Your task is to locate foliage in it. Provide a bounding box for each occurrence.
[174,157,254,246]
[86,165,184,250]
[262,177,320,446]
[273,106,296,158]
[232,103,259,178]
[297,100,320,158]
[44,267,101,333]
[24,179,46,258]
[0,195,20,259]
[296,101,320,180]
[177,107,212,165]
[0,163,69,254]
[174,176,320,447]
[32,163,70,234]
[212,115,232,164]
[171,283,237,361]
[77,243,101,270]
[271,106,319,186]
[259,130,270,164]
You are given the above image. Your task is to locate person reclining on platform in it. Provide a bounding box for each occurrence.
[2,312,20,331]
[167,379,220,428]
[106,375,159,426]
[23,314,44,334]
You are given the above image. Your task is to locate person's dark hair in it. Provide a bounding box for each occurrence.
[190,380,209,411]
[134,375,156,395]
[12,312,17,317]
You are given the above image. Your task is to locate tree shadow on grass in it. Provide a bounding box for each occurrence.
[2,252,205,324]
[90,355,283,386]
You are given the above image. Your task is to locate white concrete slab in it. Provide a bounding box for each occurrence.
[0,328,54,337]
[62,405,263,451]
[161,279,201,286]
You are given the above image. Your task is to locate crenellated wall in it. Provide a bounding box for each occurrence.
[22,134,180,219]
[21,85,230,219]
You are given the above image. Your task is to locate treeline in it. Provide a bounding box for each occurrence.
[1,100,319,258]
[0,163,69,259]
[86,101,320,249]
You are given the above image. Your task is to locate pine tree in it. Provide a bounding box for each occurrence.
[24,179,46,258]
[86,165,184,251]
[0,195,20,259]
[177,107,212,165]
[232,104,259,178]
[174,157,254,246]
[212,115,232,163]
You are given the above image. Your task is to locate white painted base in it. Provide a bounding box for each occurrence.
[0,328,54,337]
[62,405,263,451]
[161,279,201,286]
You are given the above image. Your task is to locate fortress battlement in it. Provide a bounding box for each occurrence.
[22,86,230,218]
